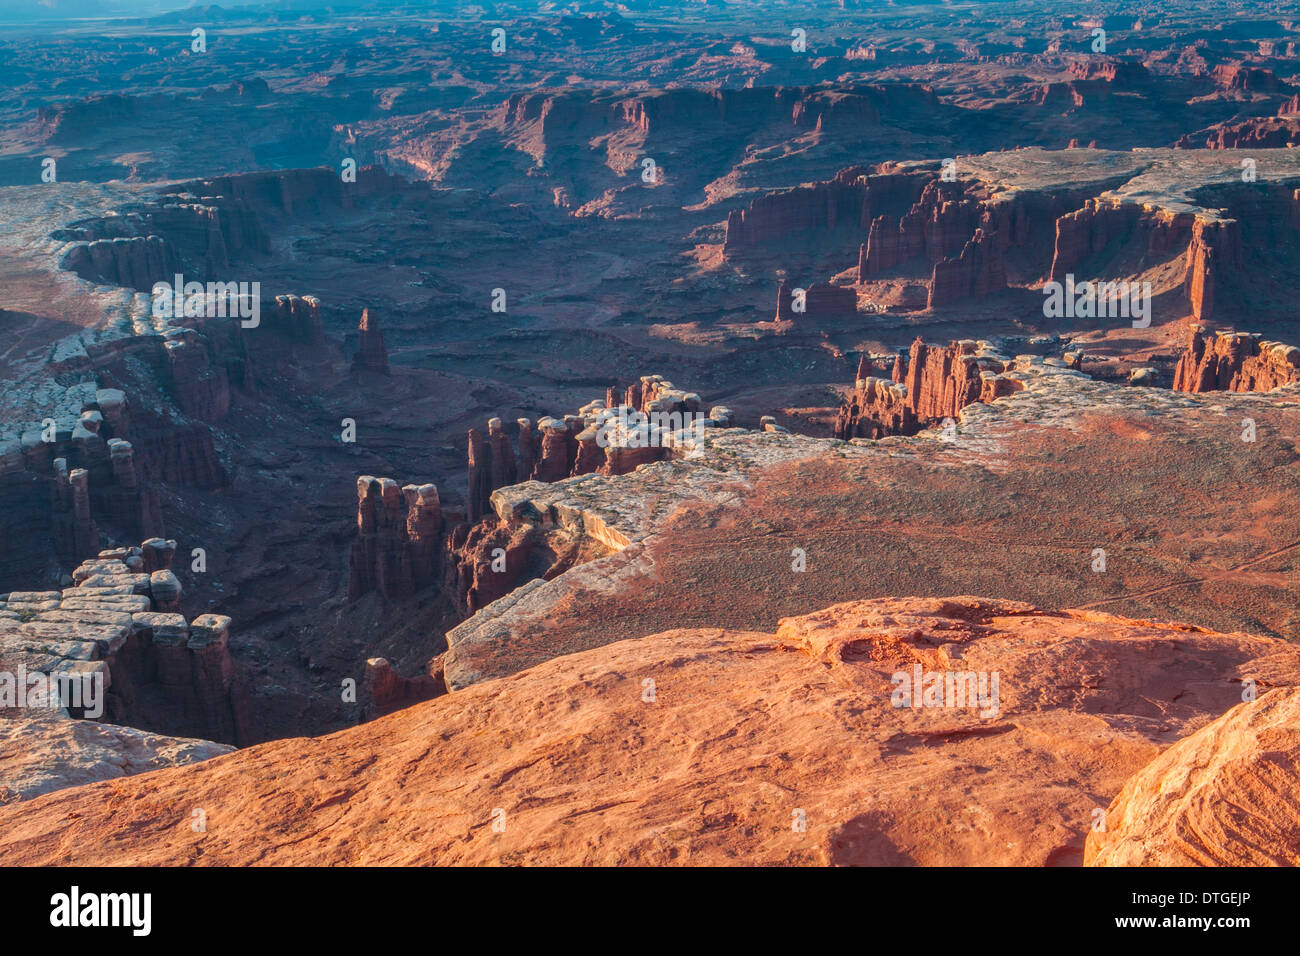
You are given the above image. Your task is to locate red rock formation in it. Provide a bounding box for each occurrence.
[7,596,1295,866]
[160,329,232,423]
[726,167,927,255]
[1212,64,1278,93]
[1048,199,1145,281]
[927,228,1006,308]
[515,418,537,483]
[1086,688,1300,866]
[1030,82,1083,110]
[444,518,536,614]
[532,418,571,482]
[1182,218,1241,323]
[1172,328,1300,393]
[361,656,445,721]
[348,476,443,601]
[858,179,978,278]
[1067,59,1151,86]
[835,338,1024,439]
[1177,116,1300,149]
[351,308,389,374]
[775,280,857,321]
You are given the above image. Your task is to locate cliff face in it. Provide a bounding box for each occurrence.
[1173,328,1300,392]
[57,235,178,292]
[0,542,244,745]
[859,179,984,276]
[775,280,857,321]
[725,167,928,255]
[1047,199,1200,281]
[55,167,399,290]
[927,227,1006,307]
[1212,64,1278,93]
[834,337,1026,439]
[1181,218,1242,323]
[347,477,443,601]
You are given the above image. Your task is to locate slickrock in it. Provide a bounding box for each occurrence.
[1086,688,1300,866]
[1173,327,1300,393]
[0,713,231,805]
[351,307,389,375]
[0,596,1294,866]
[440,359,1300,691]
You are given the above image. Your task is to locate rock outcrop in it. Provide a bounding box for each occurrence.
[0,543,243,744]
[464,376,725,524]
[834,337,1026,439]
[0,713,231,806]
[927,227,1005,307]
[360,656,444,721]
[2,596,1294,866]
[347,477,443,601]
[775,280,857,321]
[1181,217,1242,323]
[351,308,389,374]
[1173,328,1300,393]
[726,167,929,254]
[1087,688,1300,866]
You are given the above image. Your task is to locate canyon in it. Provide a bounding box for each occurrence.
[1,0,1299,871]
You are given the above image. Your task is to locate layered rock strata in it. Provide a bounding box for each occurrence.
[347,477,443,601]
[834,337,1028,440]
[1173,327,1300,393]
[0,543,241,743]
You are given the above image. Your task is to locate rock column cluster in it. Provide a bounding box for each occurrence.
[835,337,1026,439]
[1173,327,1300,393]
[348,477,443,600]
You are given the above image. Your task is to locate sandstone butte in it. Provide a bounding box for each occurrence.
[0,595,1295,867]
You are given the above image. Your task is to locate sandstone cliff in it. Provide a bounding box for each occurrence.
[347,477,443,601]
[1173,328,1300,392]
[834,337,1027,439]
[0,542,243,744]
